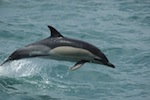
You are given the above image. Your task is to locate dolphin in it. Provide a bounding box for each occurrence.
[1,25,115,70]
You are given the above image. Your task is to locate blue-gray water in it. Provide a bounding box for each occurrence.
[0,0,150,100]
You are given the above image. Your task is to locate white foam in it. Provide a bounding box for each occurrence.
[0,59,40,77]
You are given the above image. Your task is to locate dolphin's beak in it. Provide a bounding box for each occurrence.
[94,58,115,68]
[106,62,115,68]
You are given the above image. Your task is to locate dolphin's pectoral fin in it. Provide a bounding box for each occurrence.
[69,60,88,71]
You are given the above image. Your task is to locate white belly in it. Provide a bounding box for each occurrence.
[47,46,97,62]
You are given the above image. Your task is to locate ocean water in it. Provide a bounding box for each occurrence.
[0,0,150,100]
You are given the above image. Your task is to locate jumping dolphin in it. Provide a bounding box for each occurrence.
[1,25,115,70]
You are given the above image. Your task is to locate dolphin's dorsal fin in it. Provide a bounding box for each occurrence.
[47,25,63,37]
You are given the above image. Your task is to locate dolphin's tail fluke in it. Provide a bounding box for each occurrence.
[1,61,6,66]
[1,60,8,66]
[0,58,11,66]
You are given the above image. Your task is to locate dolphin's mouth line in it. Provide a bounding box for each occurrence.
[94,58,103,62]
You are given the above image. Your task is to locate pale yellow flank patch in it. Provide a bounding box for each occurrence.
[49,46,96,58]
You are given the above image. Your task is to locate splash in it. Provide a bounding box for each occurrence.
[0,59,41,77]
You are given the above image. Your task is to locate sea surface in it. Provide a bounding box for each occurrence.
[0,0,150,100]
